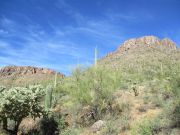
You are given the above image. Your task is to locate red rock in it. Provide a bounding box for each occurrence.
[0,65,64,78]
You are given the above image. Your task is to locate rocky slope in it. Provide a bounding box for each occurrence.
[116,36,177,53]
[100,36,180,68]
[0,66,64,87]
[82,36,180,135]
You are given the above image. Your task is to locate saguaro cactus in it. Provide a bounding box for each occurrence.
[54,72,57,88]
[45,85,53,112]
[95,47,98,67]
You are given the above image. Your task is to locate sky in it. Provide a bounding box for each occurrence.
[0,0,180,75]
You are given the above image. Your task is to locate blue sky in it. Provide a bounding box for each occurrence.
[0,0,180,75]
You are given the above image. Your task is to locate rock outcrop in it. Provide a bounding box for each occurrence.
[0,65,64,78]
[99,36,179,69]
[91,120,106,133]
[115,36,177,54]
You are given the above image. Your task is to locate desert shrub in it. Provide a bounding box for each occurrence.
[60,128,83,135]
[101,113,131,135]
[111,95,132,116]
[69,66,93,105]
[169,74,180,127]
[43,84,69,134]
[171,102,180,127]
[171,74,180,98]
[151,95,164,107]
[57,65,142,125]
[66,66,123,116]
[101,120,120,135]
[56,65,129,127]
[131,118,160,135]
[58,115,66,130]
[0,130,7,135]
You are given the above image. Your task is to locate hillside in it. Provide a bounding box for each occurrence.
[61,36,180,135]
[52,36,179,135]
[100,36,179,68]
[0,65,64,87]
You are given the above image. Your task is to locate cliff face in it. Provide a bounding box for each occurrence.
[0,66,63,77]
[0,66,64,87]
[116,36,177,53]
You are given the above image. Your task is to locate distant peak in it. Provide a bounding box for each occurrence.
[116,35,177,53]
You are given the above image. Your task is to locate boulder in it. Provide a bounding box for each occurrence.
[77,105,96,126]
[91,120,106,133]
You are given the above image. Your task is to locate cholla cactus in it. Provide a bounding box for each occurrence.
[0,85,45,133]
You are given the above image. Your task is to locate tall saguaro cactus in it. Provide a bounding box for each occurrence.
[54,72,57,88]
[95,47,98,67]
[45,85,53,112]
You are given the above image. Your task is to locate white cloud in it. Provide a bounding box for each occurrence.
[0,40,10,48]
[0,29,9,35]
[0,16,94,74]
[55,0,85,25]
[0,17,15,26]
[0,2,132,74]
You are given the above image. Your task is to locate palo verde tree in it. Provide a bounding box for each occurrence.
[0,85,45,134]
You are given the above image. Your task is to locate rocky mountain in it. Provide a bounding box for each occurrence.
[0,65,63,77]
[0,66,64,87]
[100,36,180,68]
[116,36,177,53]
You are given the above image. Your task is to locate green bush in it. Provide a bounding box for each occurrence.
[172,102,180,127]
[131,118,160,135]
[170,73,180,127]
[60,128,83,135]
[101,120,120,135]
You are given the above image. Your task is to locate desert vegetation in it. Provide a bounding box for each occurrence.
[0,37,180,135]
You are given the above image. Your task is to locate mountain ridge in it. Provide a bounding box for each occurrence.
[99,36,180,69]
[0,65,64,77]
[106,36,178,57]
[0,65,64,87]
